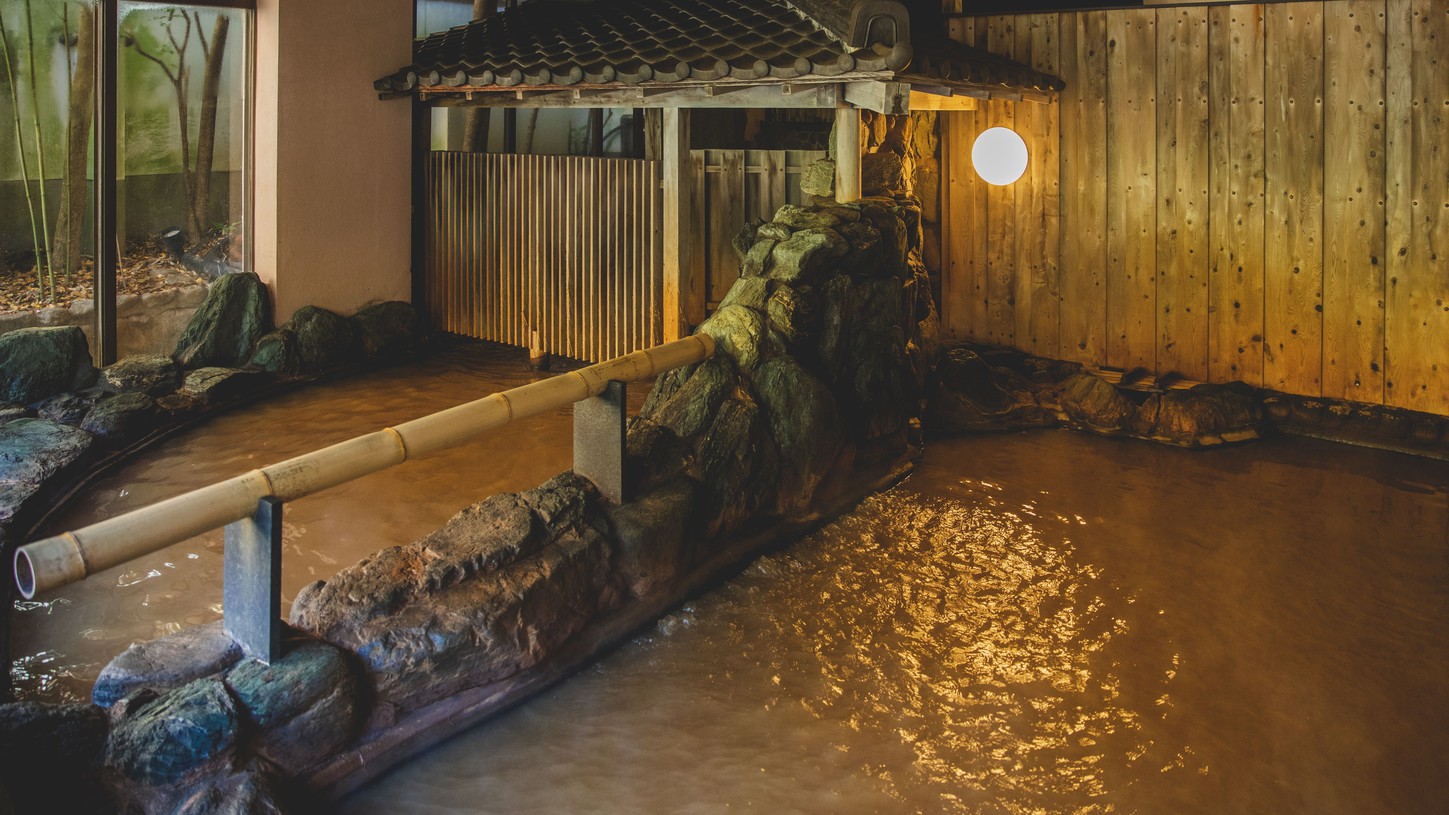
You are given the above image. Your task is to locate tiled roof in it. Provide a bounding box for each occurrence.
[376,0,1062,97]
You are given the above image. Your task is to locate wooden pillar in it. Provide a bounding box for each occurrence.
[834,106,862,203]
[662,108,699,341]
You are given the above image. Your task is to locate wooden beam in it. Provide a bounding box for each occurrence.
[662,109,700,341]
[834,107,862,203]
[844,80,911,114]
[428,82,845,110]
[907,90,978,111]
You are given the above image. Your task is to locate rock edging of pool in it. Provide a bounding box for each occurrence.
[0,198,936,814]
[0,280,430,556]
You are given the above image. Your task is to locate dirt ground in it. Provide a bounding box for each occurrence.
[0,236,208,314]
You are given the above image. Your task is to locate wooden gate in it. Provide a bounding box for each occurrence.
[690,149,828,309]
[424,152,662,362]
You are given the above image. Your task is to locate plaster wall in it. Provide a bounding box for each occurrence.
[254,0,413,321]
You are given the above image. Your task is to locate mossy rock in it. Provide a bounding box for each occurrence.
[247,329,299,376]
[754,356,840,514]
[174,273,271,369]
[350,301,427,360]
[767,228,848,284]
[0,326,97,405]
[291,306,360,373]
[699,305,765,372]
[107,678,240,786]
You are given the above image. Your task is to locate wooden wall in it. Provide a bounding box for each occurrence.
[940,0,1449,416]
[424,152,662,363]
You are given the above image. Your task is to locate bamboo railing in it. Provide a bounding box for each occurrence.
[14,336,714,610]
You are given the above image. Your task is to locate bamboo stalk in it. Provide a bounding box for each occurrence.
[15,335,715,599]
[0,10,46,301]
[22,0,54,300]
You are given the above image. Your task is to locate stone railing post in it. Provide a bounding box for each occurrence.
[223,497,284,662]
[572,380,627,505]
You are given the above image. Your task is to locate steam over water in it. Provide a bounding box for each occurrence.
[10,343,1447,812]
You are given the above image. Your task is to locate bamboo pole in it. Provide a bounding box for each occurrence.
[15,335,715,599]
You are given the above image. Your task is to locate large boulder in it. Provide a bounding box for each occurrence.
[754,356,840,514]
[698,305,765,372]
[174,273,271,369]
[350,301,427,360]
[605,477,697,599]
[291,306,360,373]
[107,678,240,785]
[224,639,361,769]
[290,474,617,711]
[644,356,735,440]
[1056,372,1136,433]
[0,419,94,527]
[1135,384,1263,446]
[767,228,848,284]
[0,326,97,405]
[246,329,299,376]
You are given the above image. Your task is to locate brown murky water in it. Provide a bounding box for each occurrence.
[11,349,1449,813]
[341,431,1449,815]
[11,342,588,703]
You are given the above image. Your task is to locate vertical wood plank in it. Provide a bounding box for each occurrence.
[1323,0,1387,402]
[1208,5,1268,386]
[661,109,694,341]
[765,150,787,220]
[1106,8,1158,371]
[1386,0,1449,413]
[1264,2,1325,394]
[985,15,1017,346]
[1059,11,1109,364]
[1156,6,1210,379]
[1014,17,1043,353]
[1031,13,1062,360]
[710,150,746,306]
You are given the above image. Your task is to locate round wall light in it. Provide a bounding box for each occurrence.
[971,127,1029,186]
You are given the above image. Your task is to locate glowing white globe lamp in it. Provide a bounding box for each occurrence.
[971,127,1029,186]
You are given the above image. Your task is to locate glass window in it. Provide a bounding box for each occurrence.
[0,1,97,351]
[116,1,249,358]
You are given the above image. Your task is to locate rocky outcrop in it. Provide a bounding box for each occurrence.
[174,273,271,369]
[290,473,618,712]
[929,345,1267,448]
[0,326,97,405]
[0,419,94,527]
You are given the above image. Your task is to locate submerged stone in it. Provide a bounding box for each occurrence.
[107,678,239,785]
[0,326,97,405]
[174,273,271,369]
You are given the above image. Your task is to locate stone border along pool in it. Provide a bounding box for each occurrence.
[1,195,1447,814]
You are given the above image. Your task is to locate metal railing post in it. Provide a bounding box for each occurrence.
[573,380,627,505]
[223,497,284,663]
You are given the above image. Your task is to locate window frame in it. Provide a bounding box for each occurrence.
[94,0,255,365]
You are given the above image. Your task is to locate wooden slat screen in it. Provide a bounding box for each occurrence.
[691,149,828,310]
[941,0,1449,416]
[424,152,663,363]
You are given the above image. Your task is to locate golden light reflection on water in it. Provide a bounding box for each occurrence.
[737,484,1182,814]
